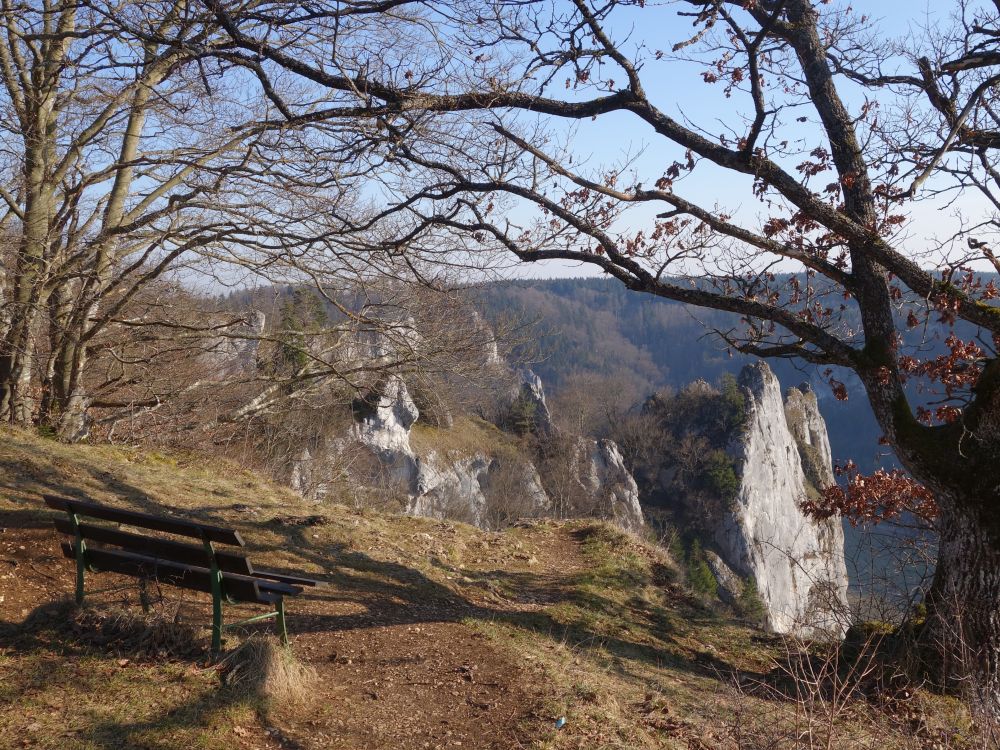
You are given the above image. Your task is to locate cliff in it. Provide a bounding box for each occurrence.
[209,311,843,634]
[290,371,643,532]
[713,362,849,636]
[290,375,548,527]
[567,438,645,535]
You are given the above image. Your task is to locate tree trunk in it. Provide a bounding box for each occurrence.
[0,309,41,426]
[38,289,92,441]
[921,494,1000,716]
[53,337,91,443]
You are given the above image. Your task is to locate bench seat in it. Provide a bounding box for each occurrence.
[46,494,325,653]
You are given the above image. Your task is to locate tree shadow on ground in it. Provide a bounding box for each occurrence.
[0,597,312,750]
[257,522,768,690]
[2,463,777,743]
[6,498,765,689]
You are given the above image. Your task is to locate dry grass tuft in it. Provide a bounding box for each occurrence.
[219,634,317,706]
[26,599,204,659]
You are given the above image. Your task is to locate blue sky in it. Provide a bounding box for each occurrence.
[510,0,980,279]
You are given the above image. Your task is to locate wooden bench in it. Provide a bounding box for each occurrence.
[45,494,324,653]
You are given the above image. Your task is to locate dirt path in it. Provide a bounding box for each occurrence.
[0,519,589,749]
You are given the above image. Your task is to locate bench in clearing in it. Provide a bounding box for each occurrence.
[45,494,324,653]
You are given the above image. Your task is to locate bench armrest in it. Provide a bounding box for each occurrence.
[253,568,327,588]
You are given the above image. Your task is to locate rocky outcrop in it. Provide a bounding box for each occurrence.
[567,438,645,533]
[353,376,419,453]
[291,375,552,528]
[289,367,645,534]
[705,550,745,607]
[501,368,644,531]
[470,309,503,368]
[407,454,493,526]
[784,382,835,490]
[203,311,266,376]
[409,453,551,527]
[503,368,553,435]
[713,362,849,637]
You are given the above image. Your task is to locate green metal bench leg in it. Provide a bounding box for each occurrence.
[75,551,86,606]
[204,536,224,655]
[71,512,86,606]
[275,597,288,646]
[211,593,223,654]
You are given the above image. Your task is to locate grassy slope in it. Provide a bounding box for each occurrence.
[0,427,981,749]
[409,415,524,460]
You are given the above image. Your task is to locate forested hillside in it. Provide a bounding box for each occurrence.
[475,278,888,473]
[476,278,954,596]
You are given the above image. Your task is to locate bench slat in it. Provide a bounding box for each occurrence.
[256,578,305,595]
[59,543,302,603]
[53,518,253,575]
[252,568,327,588]
[45,495,243,546]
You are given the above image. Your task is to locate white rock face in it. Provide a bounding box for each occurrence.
[290,369,643,534]
[568,438,645,533]
[202,310,266,377]
[292,375,552,527]
[506,367,553,435]
[784,383,835,488]
[705,550,745,607]
[714,362,849,637]
[288,358,644,533]
[408,453,493,526]
[470,309,504,368]
[353,376,419,453]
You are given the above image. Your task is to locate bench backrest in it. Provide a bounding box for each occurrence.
[44,494,253,576]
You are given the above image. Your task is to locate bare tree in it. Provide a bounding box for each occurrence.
[0,0,255,434]
[0,0,505,444]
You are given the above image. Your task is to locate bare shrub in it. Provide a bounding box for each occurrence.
[548,371,650,438]
[344,447,413,514]
[722,631,886,749]
[716,622,1000,750]
[429,481,481,527]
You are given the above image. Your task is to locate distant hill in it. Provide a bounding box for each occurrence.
[474,278,950,595]
[474,277,890,473]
